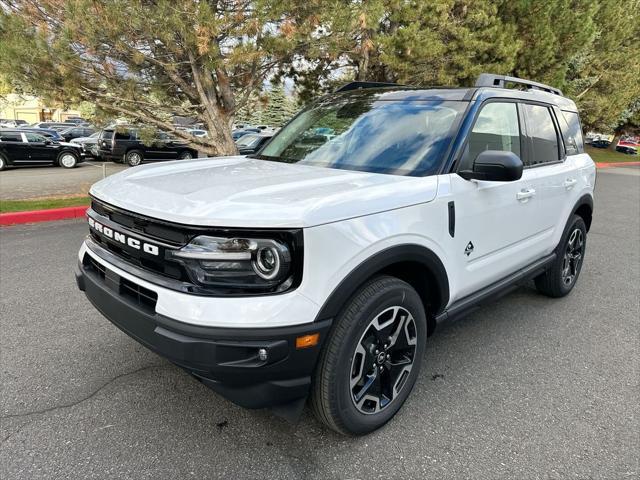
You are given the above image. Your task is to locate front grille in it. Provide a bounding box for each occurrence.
[90,232,186,280]
[84,254,158,311]
[91,200,188,244]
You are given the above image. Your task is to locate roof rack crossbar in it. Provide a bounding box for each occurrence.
[475,73,563,96]
[335,81,403,93]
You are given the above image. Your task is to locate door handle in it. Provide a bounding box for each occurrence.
[563,178,577,189]
[516,188,536,202]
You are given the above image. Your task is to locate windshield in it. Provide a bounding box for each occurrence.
[236,134,261,147]
[256,97,466,176]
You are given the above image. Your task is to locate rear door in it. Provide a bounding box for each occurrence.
[449,100,547,298]
[522,105,585,252]
[0,131,28,162]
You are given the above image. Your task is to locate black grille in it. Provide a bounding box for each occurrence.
[89,232,186,280]
[84,255,158,311]
[91,200,189,244]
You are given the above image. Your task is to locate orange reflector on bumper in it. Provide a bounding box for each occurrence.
[295,333,319,349]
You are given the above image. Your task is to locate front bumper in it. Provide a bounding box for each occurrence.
[75,253,331,409]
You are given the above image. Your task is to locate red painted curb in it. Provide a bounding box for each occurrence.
[0,205,89,226]
[596,161,640,168]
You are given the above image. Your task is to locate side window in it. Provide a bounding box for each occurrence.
[0,132,23,142]
[522,104,560,165]
[461,102,521,171]
[25,132,47,143]
[560,111,584,155]
[115,130,131,140]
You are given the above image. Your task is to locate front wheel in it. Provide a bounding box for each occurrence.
[58,152,78,168]
[311,276,427,435]
[178,150,194,160]
[535,214,587,297]
[0,154,7,171]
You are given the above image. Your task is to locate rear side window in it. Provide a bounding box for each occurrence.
[560,111,584,155]
[460,102,521,171]
[522,104,560,166]
[0,132,22,142]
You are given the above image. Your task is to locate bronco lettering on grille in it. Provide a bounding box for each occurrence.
[88,217,160,256]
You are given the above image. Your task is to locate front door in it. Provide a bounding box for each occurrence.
[23,132,56,164]
[446,101,548,300]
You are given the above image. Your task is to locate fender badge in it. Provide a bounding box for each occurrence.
[464,241,474,256]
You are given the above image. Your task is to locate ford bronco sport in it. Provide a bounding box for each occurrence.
[76,74,595,435]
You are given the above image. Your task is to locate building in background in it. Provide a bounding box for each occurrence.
[0,94,81,123]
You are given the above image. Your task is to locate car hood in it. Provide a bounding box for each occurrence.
[89,156,439,228]
[71,137,96,144]
[58,141,81,148]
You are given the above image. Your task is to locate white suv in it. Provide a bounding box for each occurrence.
[76,74,595,435]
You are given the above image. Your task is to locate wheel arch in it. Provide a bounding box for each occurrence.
[572,194,593,232]
[314,245,449,336]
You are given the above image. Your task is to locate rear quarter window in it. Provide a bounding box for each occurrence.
[0,132,22,142]
[560,111,585,155]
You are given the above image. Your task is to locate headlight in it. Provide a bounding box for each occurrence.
[170,235,294,292]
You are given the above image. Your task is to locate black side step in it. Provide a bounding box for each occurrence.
[435,253,556,324]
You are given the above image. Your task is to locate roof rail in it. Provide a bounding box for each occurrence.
[335,81,403,93]
[475,73,563,96]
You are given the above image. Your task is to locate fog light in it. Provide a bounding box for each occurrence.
[258,348,268,361]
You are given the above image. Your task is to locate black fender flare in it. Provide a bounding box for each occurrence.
[571,193,594,231]
[314,244,450,321]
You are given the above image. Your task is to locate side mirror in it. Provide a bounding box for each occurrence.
[459,150,523,182]
[44,139,52,145]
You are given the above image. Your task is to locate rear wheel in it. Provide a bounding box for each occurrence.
[178,150,194,160]
[535,214,587,297]
[126,150,143,167]
[311,276,427,435]
[0,154,6,171]
[58,152,78,168]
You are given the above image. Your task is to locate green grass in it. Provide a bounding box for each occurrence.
[0,196,90,213]
[586,146,638,163]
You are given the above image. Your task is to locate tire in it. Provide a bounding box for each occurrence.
[535,214,587,298]
[311,276,427,436]
[126,150,143,167]
[58,151,78,168]
[178,150,194,160]
[0,154,7,171]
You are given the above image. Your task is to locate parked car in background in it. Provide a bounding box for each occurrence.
[235,132,273,155]
[187,129,208,138]
[0,119,29,128]
[615,145,638,155]
[65,117,88,125]
[591,139,611,148]
[98,128,198,166]
[60,125,96,142]
[31,122,76,131]
[0,129,84,170]
[16,127,64,142]
[71,131,101,158]
[232,128,261,140]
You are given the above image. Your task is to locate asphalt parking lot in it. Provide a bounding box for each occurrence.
[0,161,128,200]
[1,168,638,479]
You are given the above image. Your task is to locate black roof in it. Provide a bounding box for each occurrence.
[332,74,578,111]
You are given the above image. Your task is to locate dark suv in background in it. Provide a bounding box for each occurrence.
[99,128,198,166]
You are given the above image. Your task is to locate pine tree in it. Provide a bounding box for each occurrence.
[0,1,327,155]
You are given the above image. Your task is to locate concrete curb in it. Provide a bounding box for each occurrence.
[596,161,640,168]
[0,206,88,226]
